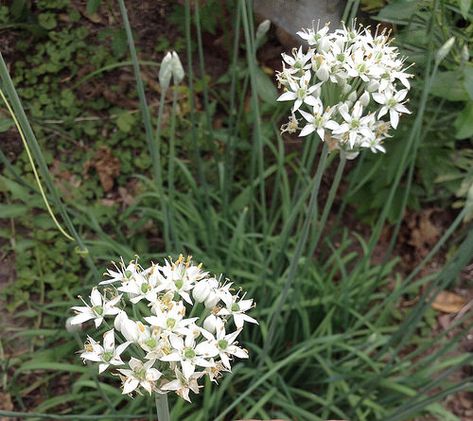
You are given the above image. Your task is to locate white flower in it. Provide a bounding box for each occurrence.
[214,328,248,370]
[158,257,206,304]
[217,294,258,329]
[345,48,373,82]
[70,288,121,328]
[118,357,162,395]
[277,70,321,111]
[161,369,203,402]
[145,301,196,335]
[281,46,312,75]
[100,259,139,285]
[81,330,129,374]
[298,98,337,139]
[297,24,330,50]
[117,270,160,304]
[161,333,217,379]
[372,89,410,129]
[331,102,374,148]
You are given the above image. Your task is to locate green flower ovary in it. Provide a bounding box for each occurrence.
[140,283,151,293]
[92,306,103,315]
[218,339,228,350]
[175,279,184,289]
[184,347,196,359]
[102,351,113,362]
[231,303,240,312]
[145,338,157,349]
[350,119,360,129]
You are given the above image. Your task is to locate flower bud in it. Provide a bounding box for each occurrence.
[193,280,211,303]
[114,310,127,331]
[121,318,140,342]
[316,64,329,82]
[342,83,352,95]
[462,45,470,63]
[171,52,185,85]
[366,80,379,92]
[255,19,271,48]
[319,37,330,52]
[204,291,220,309]
[65,317,81,333]
[348,91,358,103]
[435,37,455,64]
[359,91,370,107]
[159,52,173,92]
[203,315,220,333]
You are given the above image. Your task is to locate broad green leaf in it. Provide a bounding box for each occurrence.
[255,67,278,104]
[454,102,473,139]
[431,71,469,101]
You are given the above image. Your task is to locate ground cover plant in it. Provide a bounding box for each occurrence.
[0,0,472,420]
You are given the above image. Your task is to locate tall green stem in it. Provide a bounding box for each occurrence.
[154,89,170,248]
[184,0,214,251]
[240,0,267,237]
[117,0,162,188]
[307,152,347,257]
[167,88,179,249]
[263,144,329,356]
[155,393,170,421]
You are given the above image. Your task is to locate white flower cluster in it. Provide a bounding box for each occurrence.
[277,22,412,157]
[70,255,257,402]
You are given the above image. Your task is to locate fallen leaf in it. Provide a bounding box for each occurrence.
[0,391,14,421]
[408,209,441,257]
[432,291,466,313]
[83,146,120,193]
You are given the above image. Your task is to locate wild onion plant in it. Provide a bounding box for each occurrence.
[1,0,472,420]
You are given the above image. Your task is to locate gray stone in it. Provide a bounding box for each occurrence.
[254,0,345,41]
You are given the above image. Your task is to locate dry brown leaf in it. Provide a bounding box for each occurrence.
[0,392,14,420]
[432,291,466,313]
[408,210,441,257]
[83,146,120,193]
